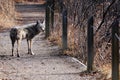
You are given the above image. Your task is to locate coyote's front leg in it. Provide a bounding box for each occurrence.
[27,39,34,55]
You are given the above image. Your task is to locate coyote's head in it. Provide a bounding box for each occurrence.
[41,19,45,31]
[35,20,44,33]
[39,20,45,32]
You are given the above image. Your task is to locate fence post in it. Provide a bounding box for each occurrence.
[50,0,54,32]
[45,0,50,38]
[87,16,94,72]
[112,19,119,80]
[62,8,68,49]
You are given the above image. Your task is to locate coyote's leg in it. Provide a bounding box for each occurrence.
[17,39,21,57]
[27,39,34,55]
[11,39,16,56]
[27,39,30,54]
[30,39,34,55]
[29,39,34,55]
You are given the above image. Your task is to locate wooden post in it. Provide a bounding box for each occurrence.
[87,16,94,72]
[62,8,68,49]
[112,19,119,80]
[45,0,50,38]
[50,0,54,32]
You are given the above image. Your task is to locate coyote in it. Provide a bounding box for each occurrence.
[10,20,45,57]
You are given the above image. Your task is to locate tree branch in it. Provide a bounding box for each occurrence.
[95,0,116,35]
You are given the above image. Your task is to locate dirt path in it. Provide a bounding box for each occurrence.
[0,31,88,80]
[0,3,99,80]
[15,3,45,24]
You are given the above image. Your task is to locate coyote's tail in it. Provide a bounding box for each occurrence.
[10,28,17,36]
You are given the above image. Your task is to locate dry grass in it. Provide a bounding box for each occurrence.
[0,14,15,28]
[0,0,15,30]
[14,0,45,4]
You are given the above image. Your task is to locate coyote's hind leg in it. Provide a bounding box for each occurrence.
[17,39,21,57]
[10,36,16,56]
